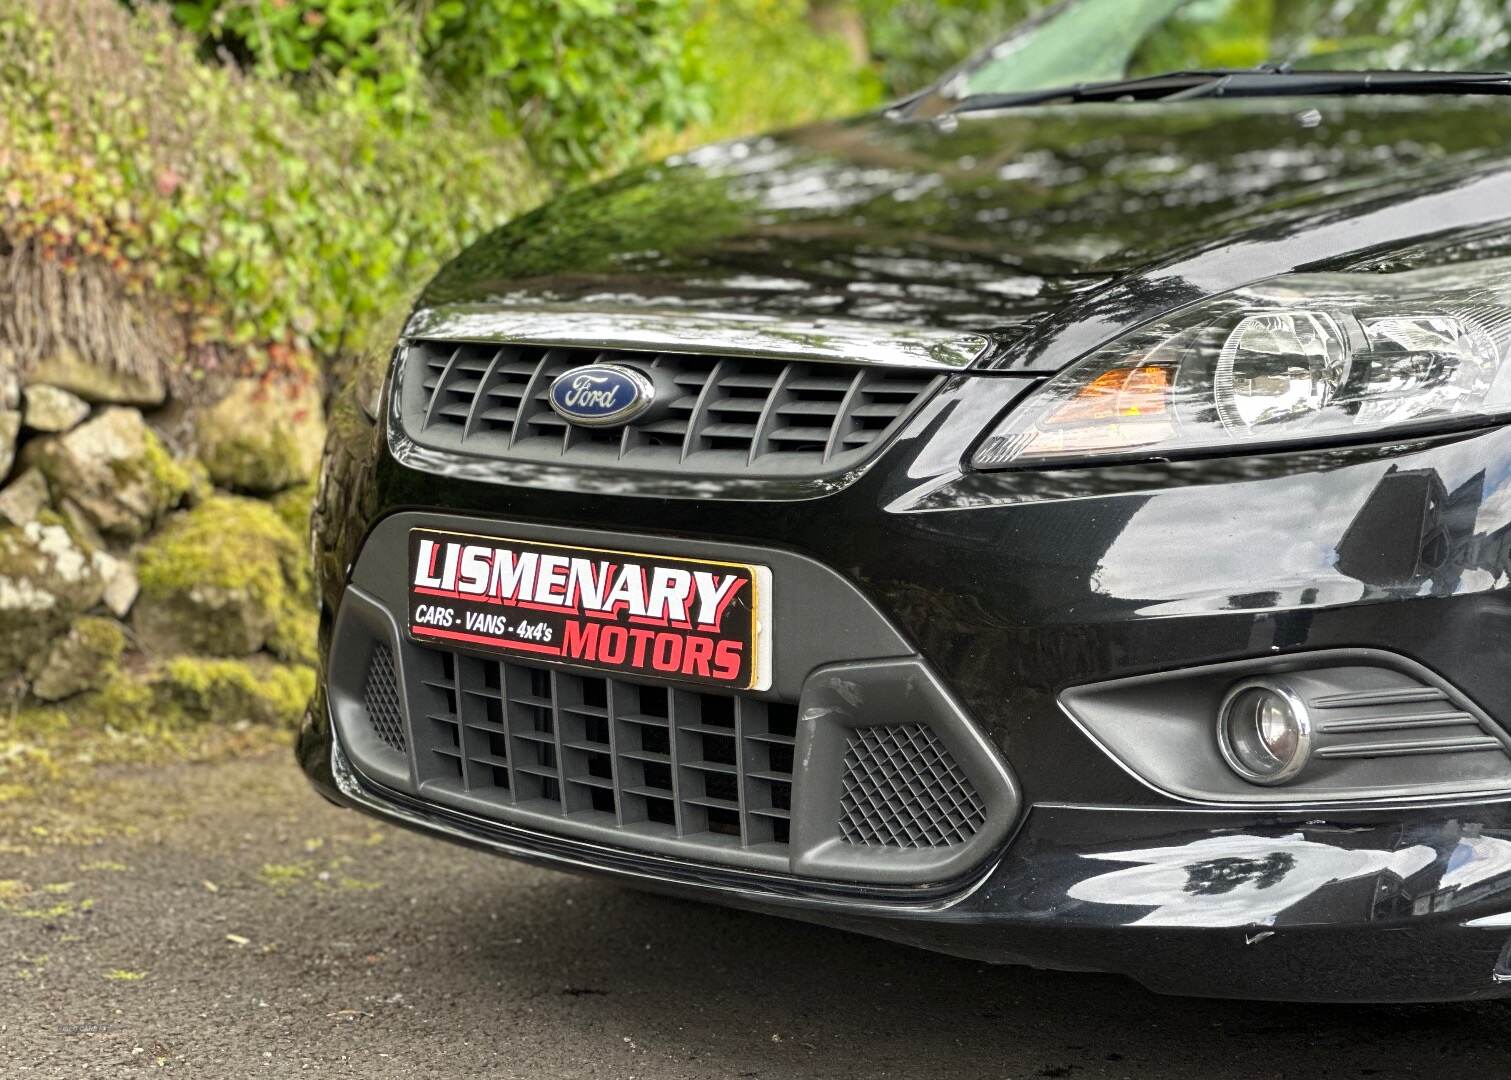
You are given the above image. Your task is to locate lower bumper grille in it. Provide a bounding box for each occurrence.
[361,644,408,754]
[329,516,1020,884]
[840,724,986,848]
[402,643,798,853]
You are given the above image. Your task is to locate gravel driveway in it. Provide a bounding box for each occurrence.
[2,752,1507,1077]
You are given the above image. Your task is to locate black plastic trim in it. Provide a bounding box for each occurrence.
[1062,648,1511,806]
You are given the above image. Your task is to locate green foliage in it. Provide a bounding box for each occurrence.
[154,0,708,182]
[169,0,418,82]
[0,0,543,371]
[951,0,1511,96]
[860,1,1048,96]
[1127,0,1511,75]
[648,0,883,152]
[425,0,708,179]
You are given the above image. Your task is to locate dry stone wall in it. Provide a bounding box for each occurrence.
[0,349,324,729]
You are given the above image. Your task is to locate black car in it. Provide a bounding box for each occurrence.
[299,0,1511,1002]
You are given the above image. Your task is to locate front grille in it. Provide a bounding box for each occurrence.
[407,644,797,850]
[839,725,986,848]
[401,340,943,476]
[361,645,407,754]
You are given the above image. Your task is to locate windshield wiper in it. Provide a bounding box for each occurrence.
[1169,69,1511,101]
[948,68,1511,114]
[947,70,1251,113]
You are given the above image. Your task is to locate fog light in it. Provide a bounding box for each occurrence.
[1217,680,1312,785]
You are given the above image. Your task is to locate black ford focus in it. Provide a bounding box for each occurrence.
[299,0,1511,1001]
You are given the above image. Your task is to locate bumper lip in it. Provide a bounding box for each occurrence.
[327,722,999,915]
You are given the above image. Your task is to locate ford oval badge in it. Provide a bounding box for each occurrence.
[547,364,654,428]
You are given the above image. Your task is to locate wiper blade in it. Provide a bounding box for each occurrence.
[948,68,1511,114]
[947,70,1248,114]
[1168,69,1511,101]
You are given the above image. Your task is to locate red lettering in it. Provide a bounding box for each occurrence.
[651,633,682,672]
[562,619,600,660]
[628,627,656,667]
[555,620,745,684]
[599,625,628,664]
[683,635,714,677]
[712,640,743,682]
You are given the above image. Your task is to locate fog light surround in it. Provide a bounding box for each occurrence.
[1217,679,1314,785]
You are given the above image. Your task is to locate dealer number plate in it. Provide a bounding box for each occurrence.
[406,528,772,691]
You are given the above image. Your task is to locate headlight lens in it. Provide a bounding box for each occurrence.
[972,260,1511,468]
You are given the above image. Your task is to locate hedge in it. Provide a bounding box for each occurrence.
[0,0,545,372]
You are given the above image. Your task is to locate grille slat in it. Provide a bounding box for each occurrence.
[405,340,942,475]
[409,645,797,850]
[706,396,769,414]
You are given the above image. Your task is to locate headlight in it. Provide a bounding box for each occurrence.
[972,259,1511,468]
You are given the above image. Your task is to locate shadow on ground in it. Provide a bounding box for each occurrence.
[2,752,1505,1077]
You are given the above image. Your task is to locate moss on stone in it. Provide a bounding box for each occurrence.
[133,494,315,659]
[199,427,300,493]
[16,656,314,733]
[182,457,214,507]
[268,606,319,666]
[23,351,166,408]
[28,616,126,701]
[29,407,192,540]
[196,377,324,494]
[134,431,194,513]
[157,656,315,728]
[76,616,126,655]
[0,519,104,678]
[271,480,315,539]
[84,667,159,728]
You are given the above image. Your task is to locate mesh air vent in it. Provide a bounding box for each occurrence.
[362,644,407,754]
[839,725,985,848]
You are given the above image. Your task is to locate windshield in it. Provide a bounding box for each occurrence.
[947,0,1511,99]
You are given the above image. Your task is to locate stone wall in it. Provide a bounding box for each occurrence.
[0,350,325,730]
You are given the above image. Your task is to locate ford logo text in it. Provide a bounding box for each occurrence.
[547,364,655,427]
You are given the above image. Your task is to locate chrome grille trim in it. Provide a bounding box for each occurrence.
[404,306,991,369]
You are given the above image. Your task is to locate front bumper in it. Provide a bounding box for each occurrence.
[300,371,1511,1001]
[314,713,1511,1002]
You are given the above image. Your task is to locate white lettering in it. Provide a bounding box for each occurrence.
[602,566,649,617]
[414,604,454,628]
[458,545,492,595]
[562,374,619,410]
[535,554,569,605]
[692,572,743,627]
[487,550,539,602]
[645,567,693,624]
[465,611,509,635]
[415,537,745,629]
[413,539,444,588]
[567,559,611,610]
